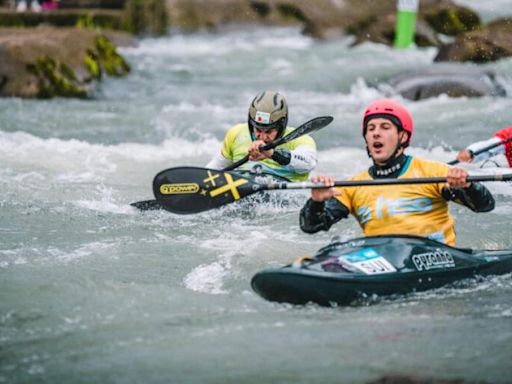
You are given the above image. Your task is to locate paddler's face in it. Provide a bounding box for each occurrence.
[365,118,406,165]
[254,127,279,143]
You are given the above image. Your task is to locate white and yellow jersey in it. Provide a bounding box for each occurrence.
[216,123,317,182]
[336,157,456,245]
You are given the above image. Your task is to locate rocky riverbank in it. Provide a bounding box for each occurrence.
[0,27,132,98]
[164,0,512,64]
[0,0,164,98]
[1,0,511,99]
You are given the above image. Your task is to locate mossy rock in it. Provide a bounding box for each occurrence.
[423,6,480,36]
[27,56,87,98]
[276,4,308,23]
[435,18,512,63]
[95,34,130,76]
[84,49,102,80]
[0,27,131,98]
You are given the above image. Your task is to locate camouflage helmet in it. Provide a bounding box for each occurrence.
[248,91,288,140]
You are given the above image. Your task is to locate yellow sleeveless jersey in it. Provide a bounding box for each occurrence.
[220,123,316,182]
[336,157,456,245]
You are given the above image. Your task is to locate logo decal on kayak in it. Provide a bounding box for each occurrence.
[412,249,455,271]
[209,173,248,200]
[160,183,200,194]
[339,248,396,275]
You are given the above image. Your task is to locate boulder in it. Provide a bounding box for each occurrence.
[164,0,480,46]
[377,64,506,100]
[164,0,396,37]
[420,0,480,36]
[435,18,512,63]
[165,0,257,32]
[350,0,480,47]
[0,27,131,98]
[350,14,441,48]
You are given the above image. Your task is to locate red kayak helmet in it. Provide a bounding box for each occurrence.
[362,99,414,147]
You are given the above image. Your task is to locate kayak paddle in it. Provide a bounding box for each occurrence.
[448,136,512,165]
[153,166,512,214]
[130,115,333,210]
[130,199,163,210]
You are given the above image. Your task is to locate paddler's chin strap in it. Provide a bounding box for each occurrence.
[369,152,409,179]
[367,133,409,179]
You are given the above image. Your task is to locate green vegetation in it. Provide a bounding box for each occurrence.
[424,7,481,36]
[27,56,87,98]
[96,35,130,76]
[20,34,129,98]
[84,50,102,80]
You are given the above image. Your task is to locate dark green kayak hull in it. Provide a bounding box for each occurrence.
[251,235,512,306]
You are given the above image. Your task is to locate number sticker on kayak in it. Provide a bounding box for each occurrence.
[338,248,396,275]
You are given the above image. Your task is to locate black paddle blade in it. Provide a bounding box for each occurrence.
[130,199,162,211]
[153,167,258,214]
[269,116,334,148]
[283,115,333,141]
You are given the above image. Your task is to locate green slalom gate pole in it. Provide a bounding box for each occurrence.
[394,0,420,48]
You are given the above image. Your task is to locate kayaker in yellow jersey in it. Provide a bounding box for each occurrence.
[300,99,495,246]
[206,91,317,182]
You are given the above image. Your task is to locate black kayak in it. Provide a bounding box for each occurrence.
[251,235,512,306]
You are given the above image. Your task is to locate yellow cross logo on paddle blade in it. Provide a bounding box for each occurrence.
[209,173,248,200]
[203,170,220,187]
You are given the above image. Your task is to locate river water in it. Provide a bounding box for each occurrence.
[2,9,512,384]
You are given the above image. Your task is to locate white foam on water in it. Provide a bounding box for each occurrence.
[401,273,512,306]
[73,184,135,215]
[160,101,230,115]
[258,32,313,50]
[348,78,387,104]
[183,227,269,295]
[0,240,119,268]
[46,241,119,263]
[407,145,454,163]
[183,261,230,295]
[122,27,312,58]
[316,146,370,176]
[0,131,220,192]
[154,101,233,139]
[0,130,220,164]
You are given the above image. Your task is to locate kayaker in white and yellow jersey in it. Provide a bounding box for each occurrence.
[206,91,317,182]
[300,99,495,246]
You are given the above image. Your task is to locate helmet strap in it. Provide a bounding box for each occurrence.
[368,131,409,179]
[369,153,409,178]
